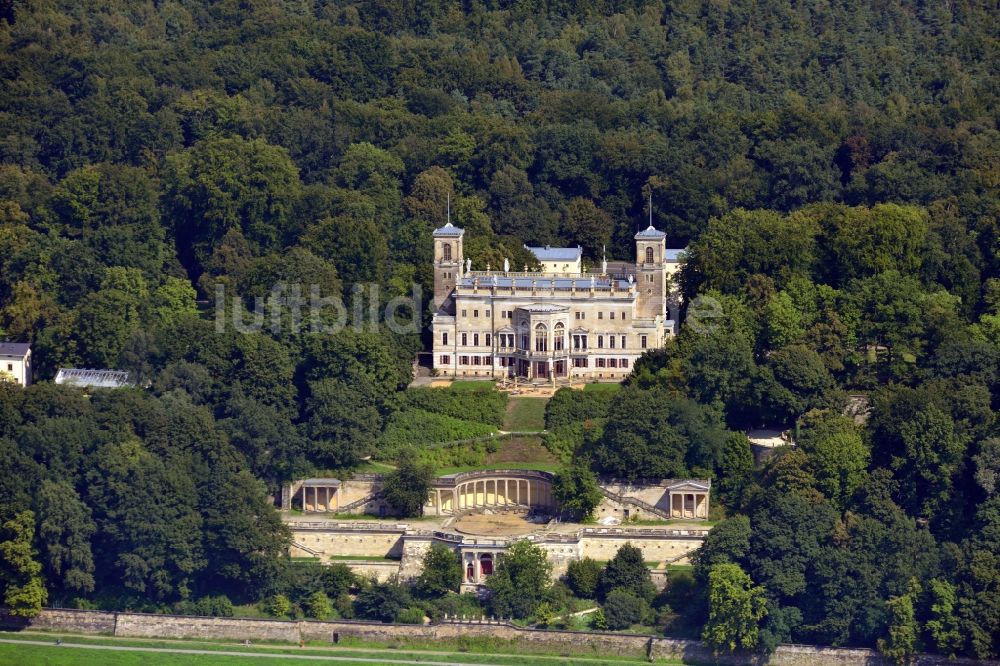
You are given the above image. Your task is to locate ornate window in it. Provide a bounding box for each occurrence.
[534,323,548,352]
[645,246,653,264]
[443,243,452,261]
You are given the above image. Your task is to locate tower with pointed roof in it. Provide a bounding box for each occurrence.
[634,218,668,319]
[429,194,683,383]
[433,220,464,314]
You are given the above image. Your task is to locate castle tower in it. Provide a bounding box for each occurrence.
[634,223,667,319]
[432,221,464,314]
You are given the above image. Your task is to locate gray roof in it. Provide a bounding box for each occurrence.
[634,224,667,240]
[0,342,30,356]
[302,478,341,486]
[54,368,133,389]
[526,245,582,262]
[459,276,632,290]
[433,222,464,237]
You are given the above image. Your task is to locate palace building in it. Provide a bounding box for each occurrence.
[430,221,685,382]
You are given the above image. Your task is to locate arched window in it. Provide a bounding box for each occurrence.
[645,246,654,264]
[554,322,565,351]
[535,323,548,352]
[479,553,494,577]
[443,243,452,261]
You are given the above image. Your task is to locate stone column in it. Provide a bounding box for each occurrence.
[526,480,531,507]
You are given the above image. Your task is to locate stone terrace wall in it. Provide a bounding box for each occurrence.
[2,609,996,666]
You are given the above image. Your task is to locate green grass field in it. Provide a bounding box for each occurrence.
[503,397,548,431]
[0,635,689,666]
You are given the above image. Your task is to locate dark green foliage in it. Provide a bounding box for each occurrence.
[590,387,730,479]
[544,388,616,431]
[598,544,655,603]
[602,589,648,630]
[377,409,497,460]
[0,0,997,656]
[415,543,462,598]
[486,540,552,619]
[175,595,234,618]
[355,579,413,623]
[401,387,507,428]
[322,564,357,600]
[566,558,603,599]
[552,460,604,522]
[382,457,436,518]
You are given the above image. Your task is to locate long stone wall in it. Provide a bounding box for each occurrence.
[291,527,404,559]
[580,534,700,565]
[2,608,995,666]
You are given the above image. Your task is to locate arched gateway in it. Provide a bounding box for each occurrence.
[424,469,555,516]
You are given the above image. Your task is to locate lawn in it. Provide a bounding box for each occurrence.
[503,397,548,431]
[0,637,687,666]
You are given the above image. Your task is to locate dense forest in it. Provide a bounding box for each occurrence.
[0,0,997,659]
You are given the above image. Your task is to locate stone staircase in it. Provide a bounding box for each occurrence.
[290,541,322,557]
[598,487,671,520]
[338,491,382,513]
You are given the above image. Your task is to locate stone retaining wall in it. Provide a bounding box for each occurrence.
[1,608,996,666]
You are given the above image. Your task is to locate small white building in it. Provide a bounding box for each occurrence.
[0,342,31,386]
[524,245,583,274]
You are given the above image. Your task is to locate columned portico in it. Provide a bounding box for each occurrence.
[666,481,711,519]
[462,550,500,585]
[298,479,341,512]
[426,470,556,516]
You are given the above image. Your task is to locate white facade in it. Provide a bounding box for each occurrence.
[0,343,31,386]
[431,224,684,383]
[525,245,583,275]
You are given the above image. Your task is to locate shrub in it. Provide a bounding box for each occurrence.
[396,606,426,624]
[355,580,412,622]
[175,595,233,617]
[534,602,557,627]
[566,558,603,599]
[334,593,355,619]
[591,607,608,630]
[428,592,485,620]
[305,591,332,619]
[603,589,648,630]
[322,563,357,598]
[264,594,291,618]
